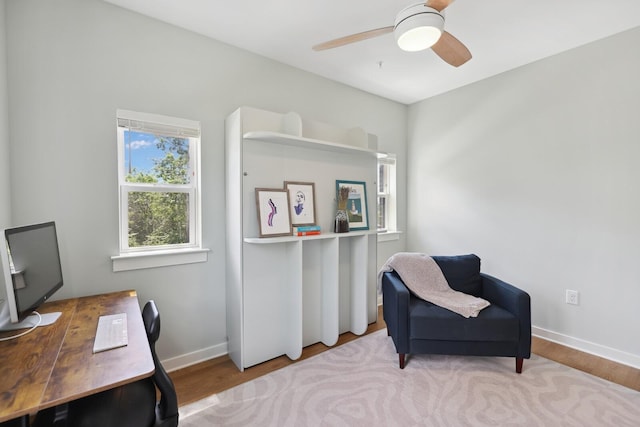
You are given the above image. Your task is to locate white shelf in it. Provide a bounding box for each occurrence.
[244,230,375,244]
[244,131,388,158]
[226,107,378,371]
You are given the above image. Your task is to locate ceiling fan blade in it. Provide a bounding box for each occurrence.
[425,0,455,12]
[431,31,472,67]
[312,26,394,51]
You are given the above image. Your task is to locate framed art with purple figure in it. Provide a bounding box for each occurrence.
[255,188,292,237]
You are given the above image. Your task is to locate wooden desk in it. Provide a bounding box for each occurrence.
[0,290,155,423]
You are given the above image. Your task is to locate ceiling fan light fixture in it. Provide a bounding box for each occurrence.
[394,4,444,52]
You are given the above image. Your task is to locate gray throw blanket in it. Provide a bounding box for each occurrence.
[378,252,490,318]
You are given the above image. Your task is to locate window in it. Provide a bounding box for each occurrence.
[377,156,397,232]
[116,110,201,255]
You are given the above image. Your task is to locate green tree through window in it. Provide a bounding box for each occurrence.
[127,137,190,247]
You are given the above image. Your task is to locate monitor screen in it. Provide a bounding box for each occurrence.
[0,221,63,328]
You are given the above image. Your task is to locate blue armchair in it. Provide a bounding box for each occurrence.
[381,254,531,372]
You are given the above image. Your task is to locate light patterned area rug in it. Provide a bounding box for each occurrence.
[179,330,640,426]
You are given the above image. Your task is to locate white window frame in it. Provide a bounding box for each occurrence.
[111,109,207,271]
[378,155,400,242]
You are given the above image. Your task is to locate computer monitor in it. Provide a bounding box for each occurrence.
[0,221,63,331]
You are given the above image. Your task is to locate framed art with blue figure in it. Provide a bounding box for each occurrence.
[336,180,369,231]
[255,188,292,237]
[284,181,317,226]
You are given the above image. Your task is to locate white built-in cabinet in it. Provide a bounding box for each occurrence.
[225,107,381,371]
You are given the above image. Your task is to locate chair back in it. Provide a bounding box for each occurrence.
[142,301,179,427]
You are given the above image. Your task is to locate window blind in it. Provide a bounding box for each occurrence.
[117,109,200,138]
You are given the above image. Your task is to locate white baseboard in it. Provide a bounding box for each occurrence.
[161,341,228,373]
[532,326,640,370]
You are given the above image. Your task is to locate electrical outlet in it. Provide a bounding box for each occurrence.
[566,289,579,305]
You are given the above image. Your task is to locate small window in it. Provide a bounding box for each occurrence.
[377,156,397,232]
[116,110,201,253]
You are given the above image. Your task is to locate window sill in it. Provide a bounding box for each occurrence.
[377,230,402,242]
[111,248,210,272]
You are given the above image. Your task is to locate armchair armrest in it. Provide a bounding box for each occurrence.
[381,271,410,353]
[481,273,531,358]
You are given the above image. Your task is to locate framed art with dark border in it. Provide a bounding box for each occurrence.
[335,180,369,231]
[255,188,292,237]
[284,181,316,226]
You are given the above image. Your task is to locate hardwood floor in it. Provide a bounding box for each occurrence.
[531,336,640,392]
[169,307,640,407]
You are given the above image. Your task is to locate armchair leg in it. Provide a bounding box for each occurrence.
[516,357,523,374]
[399,354,406,369]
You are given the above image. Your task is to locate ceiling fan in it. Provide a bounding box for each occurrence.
[312,0,471,67]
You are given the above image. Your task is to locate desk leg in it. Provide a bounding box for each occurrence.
[0,415,29,427]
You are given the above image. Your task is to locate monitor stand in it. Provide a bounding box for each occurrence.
[0,301,62,331]
[0,312,62,331]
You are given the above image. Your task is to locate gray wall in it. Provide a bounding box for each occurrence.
[407,27,640,365]
[3,0,407,363]
[0,0,10,229]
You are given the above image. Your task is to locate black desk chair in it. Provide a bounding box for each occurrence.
[34,300,179,427]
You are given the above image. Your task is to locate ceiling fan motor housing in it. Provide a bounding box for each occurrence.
[394,4,445,52]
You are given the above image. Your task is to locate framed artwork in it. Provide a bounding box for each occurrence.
[335,180,369,231]
[255,188,292,237]
[284,181,317,226]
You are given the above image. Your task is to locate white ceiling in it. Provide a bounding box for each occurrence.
[103,0,640,105]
